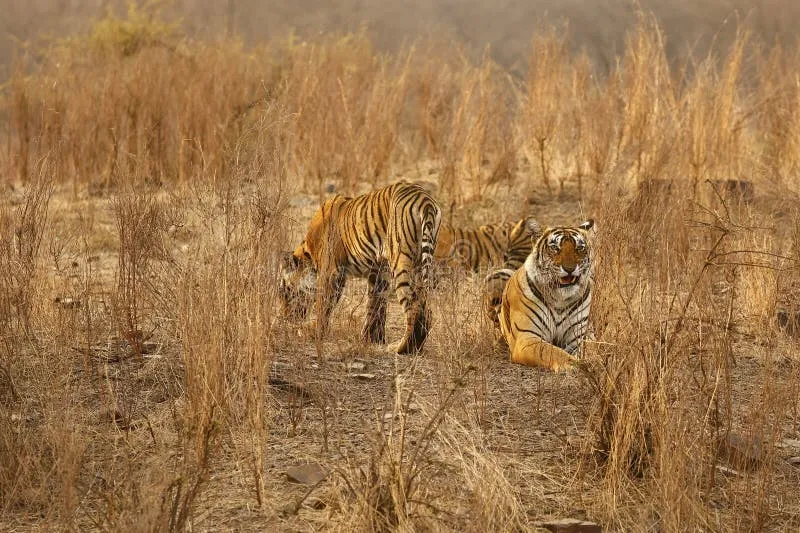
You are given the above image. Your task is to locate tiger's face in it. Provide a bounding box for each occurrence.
[279,247,317,320]
[529,219,594,300]
[279,196,344,319]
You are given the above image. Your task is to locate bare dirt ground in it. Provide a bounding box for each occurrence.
[4,170,798,532]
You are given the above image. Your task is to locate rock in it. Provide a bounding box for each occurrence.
[718,432,764,470]
[53,297,82,309]
[100,407,133,429]
[285,463,328,485]
[715,465,740,477]
[708,179,755,204]
[345,361,367,372]
[539,518,602,533]
[781,438,800,450]
[788,456,800,467]
[148,390,168,404]
[272,361,293,373]
[139,341,160,356]
[306,498,327,510]
[351,373,376,381]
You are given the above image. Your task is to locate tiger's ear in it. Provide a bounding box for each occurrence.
[524,216,543,240]
[579,219,595,232]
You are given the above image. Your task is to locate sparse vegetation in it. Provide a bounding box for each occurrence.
[0,6,799,532]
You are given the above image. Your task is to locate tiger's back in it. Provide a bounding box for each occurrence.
[334,182,439,278]
[436,216,540,274]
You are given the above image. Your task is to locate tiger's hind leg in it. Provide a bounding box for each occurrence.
[362,265,389,344]
[391,257,431,355]
[389,198,439,355]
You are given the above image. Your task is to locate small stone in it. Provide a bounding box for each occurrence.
[718,432,764,470]
[100,408,132,429]
[149,390,168,403]
[345,361,367,372]
[788,456,800,466]
[539,518,602,533]
[285,463,328,485]
[53,297,81,309]
[271,361,293,372]
[140,342,160,356]
[715,465,740,477]
[306,498,327,510]
[781,438,800,450]
[351,373,376,380]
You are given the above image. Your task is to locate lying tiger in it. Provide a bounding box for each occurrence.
[280,181,442,355]
[434,216,540,273]
[496,220,595,372]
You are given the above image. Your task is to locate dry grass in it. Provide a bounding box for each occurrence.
[1,7,800,532]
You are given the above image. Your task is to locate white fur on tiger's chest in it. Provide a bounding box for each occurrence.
[517,261,593,354]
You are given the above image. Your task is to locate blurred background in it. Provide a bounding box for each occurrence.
[1,0,798,76]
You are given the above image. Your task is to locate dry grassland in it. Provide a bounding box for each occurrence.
[1,6,800,532]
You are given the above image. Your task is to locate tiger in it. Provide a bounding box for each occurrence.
[482,218,543,324]
[497,220,595,372]
[280,181,442,355]
[434,216,540,273]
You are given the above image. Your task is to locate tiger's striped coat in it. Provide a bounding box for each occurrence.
[281,181,442,354]
[435,216,538,273]
[498,220,594,372]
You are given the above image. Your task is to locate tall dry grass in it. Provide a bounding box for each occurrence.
[0,5,799,531]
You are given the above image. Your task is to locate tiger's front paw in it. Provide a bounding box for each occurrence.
[551,355,580,374]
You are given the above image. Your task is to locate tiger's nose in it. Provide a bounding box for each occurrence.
[562,265,579,275]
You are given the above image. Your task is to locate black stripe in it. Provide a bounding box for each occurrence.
[519,297,550,333]
[556,293,591,327]
[513,322,546,340]
[524,271,547,302]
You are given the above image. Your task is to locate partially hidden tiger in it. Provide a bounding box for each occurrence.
[494,220,595,372]
[434,216,540,273]
[474,217,542,324]
[280,181,442,355]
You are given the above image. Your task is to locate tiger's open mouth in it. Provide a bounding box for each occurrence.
[558,275,579,286]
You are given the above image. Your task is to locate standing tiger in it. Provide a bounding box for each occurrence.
[280,181,442,355]
[497,220,595,372]
[434,216,540,273]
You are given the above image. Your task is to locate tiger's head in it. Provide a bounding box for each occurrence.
[279,195,347,319]
[279,247,317,320]
[526,219,595,303]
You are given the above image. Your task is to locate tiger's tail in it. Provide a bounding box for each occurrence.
[484,267,516,325]
[419,202,441,289]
